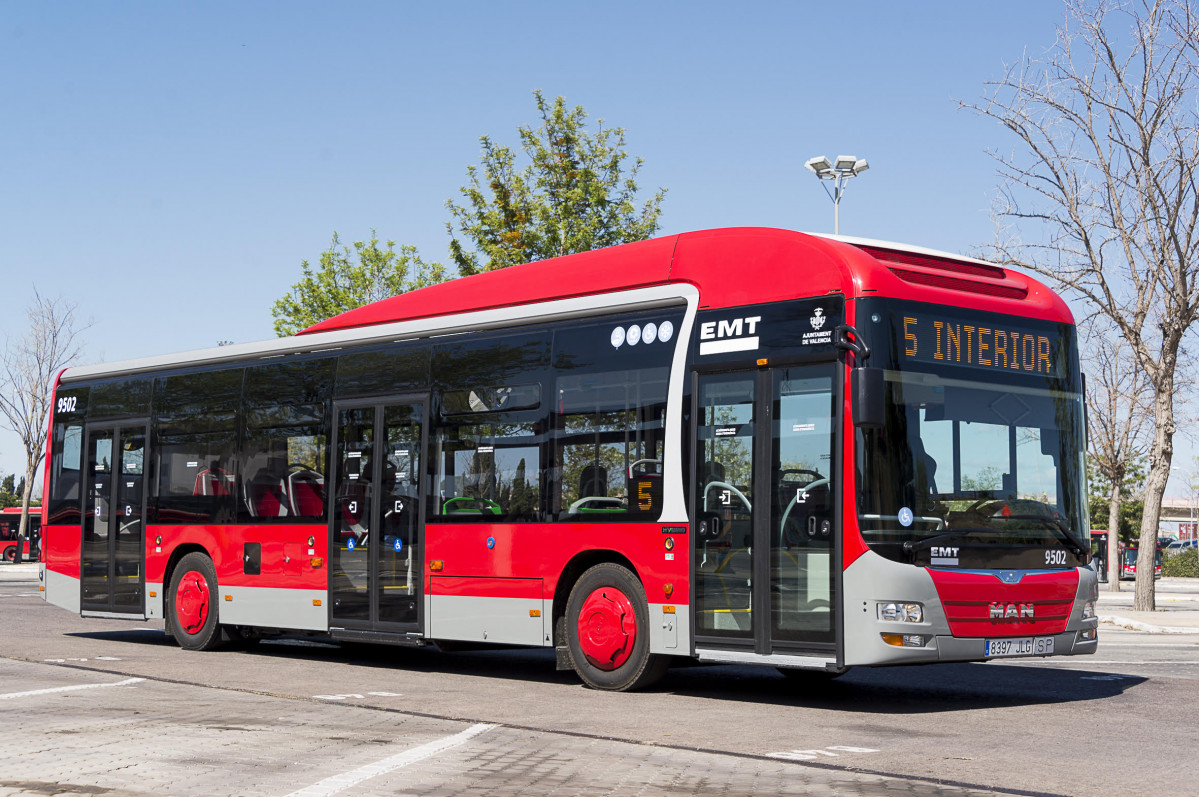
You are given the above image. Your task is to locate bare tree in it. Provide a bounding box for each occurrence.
[966,0,1199,610]
[1084,319,1153,588]
[0,290,88,563]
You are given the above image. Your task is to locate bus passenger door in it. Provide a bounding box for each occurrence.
[329,399,426,635]
[81,423,148,616]
[692,366,838,658]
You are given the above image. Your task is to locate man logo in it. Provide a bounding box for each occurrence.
[989,602,1035,621]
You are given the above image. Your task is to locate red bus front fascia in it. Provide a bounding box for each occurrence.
[928,568,1078,637]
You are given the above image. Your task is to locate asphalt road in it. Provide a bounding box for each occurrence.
[2,566,1196,797]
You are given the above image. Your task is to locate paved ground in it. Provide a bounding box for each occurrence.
[3,563,1198,796]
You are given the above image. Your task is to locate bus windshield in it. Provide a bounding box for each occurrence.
[856,371,1088,560]
[854,301,1088,567]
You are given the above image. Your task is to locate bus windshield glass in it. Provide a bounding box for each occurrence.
[855,301,1088,567]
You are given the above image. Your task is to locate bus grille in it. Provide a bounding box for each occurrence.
[928,569,1077,638]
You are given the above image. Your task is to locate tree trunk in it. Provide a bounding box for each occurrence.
[11,460,37,566]
[1135,386,1177,611]
[1106,480,1122,591]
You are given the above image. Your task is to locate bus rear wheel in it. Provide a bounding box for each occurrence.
[565,563,667,691]
[3,546,14,562]
[168,553,224,651]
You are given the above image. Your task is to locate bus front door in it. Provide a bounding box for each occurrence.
[80,423,148,616]
[692,366,838,659]
[329,399,426,635]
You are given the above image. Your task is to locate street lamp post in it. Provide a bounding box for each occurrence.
[804,154,870,235]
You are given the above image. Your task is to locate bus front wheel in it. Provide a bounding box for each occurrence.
[565,563,667,691]
[168,553,224,651]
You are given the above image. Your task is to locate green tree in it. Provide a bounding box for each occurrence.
[271,231,447,337]
[446,91,666,276]
[0,474,17,509]
[1088,495,1144,545]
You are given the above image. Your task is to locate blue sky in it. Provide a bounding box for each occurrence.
[1,1,1191,501]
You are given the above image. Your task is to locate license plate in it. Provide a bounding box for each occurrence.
[985,636,1054,657]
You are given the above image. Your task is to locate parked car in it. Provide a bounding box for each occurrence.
[1165,539,1198,556]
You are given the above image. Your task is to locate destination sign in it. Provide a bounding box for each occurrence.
[896,313,1068,379]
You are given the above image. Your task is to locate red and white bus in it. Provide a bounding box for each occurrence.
[38,227,1097,690]
[2,507,40,562]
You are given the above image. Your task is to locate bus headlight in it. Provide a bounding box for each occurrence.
[1081,600,1096,620]
[878,602,923,623]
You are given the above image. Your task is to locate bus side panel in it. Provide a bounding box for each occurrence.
[424,521,689,654]
[149,523,329,632]
[41,523,81,614]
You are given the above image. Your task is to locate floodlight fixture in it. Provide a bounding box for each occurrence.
[804,156,833,175]
[803,152,871,234]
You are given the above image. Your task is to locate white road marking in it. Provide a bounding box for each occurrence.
[769,745,879,761]
[0,677,144,700]
[284,723,497,797]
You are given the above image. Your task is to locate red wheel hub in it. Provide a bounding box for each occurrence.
[175,570,211,635]
[577,586,637,670]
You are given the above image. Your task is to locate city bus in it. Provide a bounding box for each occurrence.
[38,227,1098,690]
[2,507,40,562]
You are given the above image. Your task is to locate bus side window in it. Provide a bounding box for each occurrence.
[550,312,678,522]
[48,387,88,526]
[431,330,550,523]
[241,358,333,522]
[154,370,243,524]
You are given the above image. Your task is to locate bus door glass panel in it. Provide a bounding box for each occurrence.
[694,373,756,641]
[770,368,835,645]
[378,404,422,625]
[82,430,114,606]
[331,407,373,622]
[113,429,146,609]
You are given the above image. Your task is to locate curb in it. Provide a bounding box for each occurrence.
[1099,614,1197,634]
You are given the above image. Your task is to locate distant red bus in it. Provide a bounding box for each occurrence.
[39,227,1098,690]
[1,507,41,561]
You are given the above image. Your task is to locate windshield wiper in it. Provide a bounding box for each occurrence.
[1002,514,1088,558]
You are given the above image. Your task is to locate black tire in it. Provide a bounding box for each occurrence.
[167,552,224,651]
[565,562,668,691]
[3,546,15,563]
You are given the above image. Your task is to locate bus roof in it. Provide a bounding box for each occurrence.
[59,227,1072,383]
[300,227,1072,335]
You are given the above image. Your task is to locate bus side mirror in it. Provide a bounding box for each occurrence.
[851,367,885,430]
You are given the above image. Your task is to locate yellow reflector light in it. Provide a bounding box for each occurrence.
[529,609,541,617]
[224,595,232,602]
[39,586,45,592]
[149,591,157,598]
[430,560,444,572]
[881,633,904,647]
[663,605,676,614]
[313,599,322,606]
